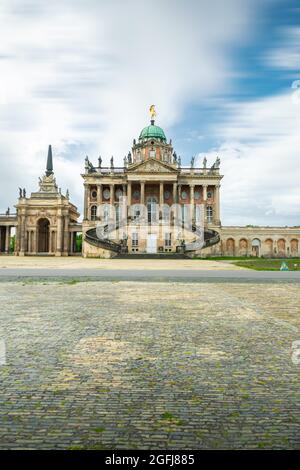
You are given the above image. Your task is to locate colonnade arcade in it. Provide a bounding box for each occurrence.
[0,225,12,253]
[0,212,16,254]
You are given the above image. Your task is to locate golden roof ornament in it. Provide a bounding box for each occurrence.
[149,105,157,123]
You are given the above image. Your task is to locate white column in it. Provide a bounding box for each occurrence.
[97,184,102,205]
[5,226,10,253]
[215,184,220,225]
[127,182,132,206]
[56,215,63,255]
[110,184,114,205]
[63,215,69,255]
[159,182,164,206]
[20,215,26,254]
[33,229,37,254]
[203,185,208,224]
[84,184,89,220]
[173,182,177,204]
[190,184,195,221]
[141,181,145,205]
[49,230,52,253]
[70,232,74,254]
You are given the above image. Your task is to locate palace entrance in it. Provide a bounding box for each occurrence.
[147,234,157,254]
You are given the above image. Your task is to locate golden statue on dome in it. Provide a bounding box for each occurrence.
[149,105,157,120]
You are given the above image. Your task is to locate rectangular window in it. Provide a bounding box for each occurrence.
[149,150,155,158]
[206,206,213,223]
[164,233,172,247]
[132,233,138,247]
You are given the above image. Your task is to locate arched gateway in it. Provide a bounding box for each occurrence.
[37,218,50,253]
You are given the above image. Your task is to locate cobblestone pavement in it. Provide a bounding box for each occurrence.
[0,281,299,449]
[0,256,243,270]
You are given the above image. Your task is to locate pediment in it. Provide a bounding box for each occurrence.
[127,159,177,173]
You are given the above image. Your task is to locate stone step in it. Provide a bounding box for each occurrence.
[115,253,190,259]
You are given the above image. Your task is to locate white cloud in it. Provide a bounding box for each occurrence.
[0,0,259,215]
[197,91,300,226]
[267,27,300,71]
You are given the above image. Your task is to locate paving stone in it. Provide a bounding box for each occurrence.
[0,281,299,449]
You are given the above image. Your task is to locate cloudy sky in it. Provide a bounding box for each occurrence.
[0,0,299,225]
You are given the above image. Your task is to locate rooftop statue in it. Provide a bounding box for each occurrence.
[85,155,94,173]
[85,156,90,172]
[149,104,157,120]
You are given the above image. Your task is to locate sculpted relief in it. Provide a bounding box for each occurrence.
[132,161,173,173]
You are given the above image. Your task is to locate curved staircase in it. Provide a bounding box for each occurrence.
[85,222,220,256]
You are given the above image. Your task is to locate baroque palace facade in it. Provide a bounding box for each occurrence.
[0,115,299,258]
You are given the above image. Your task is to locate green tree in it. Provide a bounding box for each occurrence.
[10,235,15,253]
[76,233,82,252]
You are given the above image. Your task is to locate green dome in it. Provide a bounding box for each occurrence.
[139,122,166,142]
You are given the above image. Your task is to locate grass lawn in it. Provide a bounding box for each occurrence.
[232,258,300,271]
[199,256,251,260]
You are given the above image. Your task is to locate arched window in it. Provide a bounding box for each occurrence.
[251,238,261,257]
[206,205,213,223]
[91,205,97,221]
[226,238,235,255]
[277,238,286,256]
[265,238,273,255]
[239,238,248,256]
[291,239,299,256]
